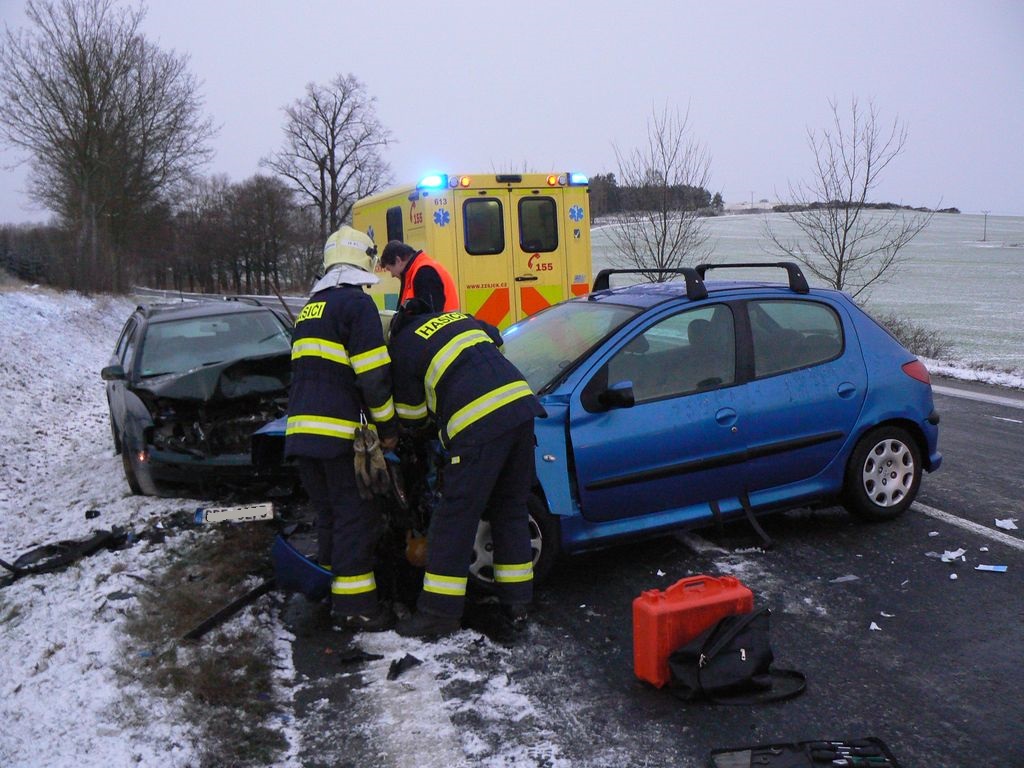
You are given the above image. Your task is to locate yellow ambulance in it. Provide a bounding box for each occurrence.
[353,172,592,328]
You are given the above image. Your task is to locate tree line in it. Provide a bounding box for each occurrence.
[2,1,935,303]
[0,0,390,295]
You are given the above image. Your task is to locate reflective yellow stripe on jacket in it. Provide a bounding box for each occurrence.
[446,380,535,442]
[351,345,391,374]
[424,329,493,412]
[291,337,350,365]
[395,400,429,421]
[286,414,360,440]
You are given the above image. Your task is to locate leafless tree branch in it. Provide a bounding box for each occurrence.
[766,97,933,300]
[607,104,713,281]
[0,0,215,292]
[261,73,393,244]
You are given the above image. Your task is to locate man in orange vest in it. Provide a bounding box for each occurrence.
[380,241,459,313]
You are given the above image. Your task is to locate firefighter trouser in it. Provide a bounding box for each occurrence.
[297,455,382,615]
[417,421,536,618]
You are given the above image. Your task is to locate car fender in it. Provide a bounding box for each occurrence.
[120,388,155,452]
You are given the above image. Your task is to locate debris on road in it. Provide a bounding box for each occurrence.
[338,648,385,665]
[940,548,967,562]
[0,527,128,587]
[387,653,422,680]
[975,564,1008,572]
[194,501,275,524]
[830,574,860,583]
[994,518,1018,530]
[181,577,277,640]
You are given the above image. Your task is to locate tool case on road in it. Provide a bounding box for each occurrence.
[709,736,901,767]
[633,574,754,688]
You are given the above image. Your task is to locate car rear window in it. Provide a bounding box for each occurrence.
[138,311,292,377]
[748,299,843,377]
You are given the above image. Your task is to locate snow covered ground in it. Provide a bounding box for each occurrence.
[0,285,573,767]
[0,284,1021,767]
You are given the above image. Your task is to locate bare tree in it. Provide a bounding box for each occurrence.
[262,74,393,244]
[767,97,933,299]
[0,0,214,292]
[608,105,713,281]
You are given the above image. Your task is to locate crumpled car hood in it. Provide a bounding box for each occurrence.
[132,352,290,401]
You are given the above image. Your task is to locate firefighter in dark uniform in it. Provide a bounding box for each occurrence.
[285,225,398,631]
[388,300,545,638]
[380,240,459,313]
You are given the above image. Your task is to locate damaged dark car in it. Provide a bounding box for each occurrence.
[101,299,294,496]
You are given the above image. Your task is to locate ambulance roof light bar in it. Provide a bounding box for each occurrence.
[418,174,448,189]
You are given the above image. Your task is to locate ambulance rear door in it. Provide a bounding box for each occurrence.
[454,186,514,328]
[509,186,570,319]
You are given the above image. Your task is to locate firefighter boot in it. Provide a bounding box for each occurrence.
[395,609,461,640]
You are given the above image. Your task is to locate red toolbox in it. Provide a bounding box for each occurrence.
[633,574,754,688]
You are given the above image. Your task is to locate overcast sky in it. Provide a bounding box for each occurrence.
[1,0,1022,223]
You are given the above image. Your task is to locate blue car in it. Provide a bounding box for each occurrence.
[492,262,941,583]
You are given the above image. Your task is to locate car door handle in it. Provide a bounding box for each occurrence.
[515,275,539,282]
[837,381,858,399]
[715,407,737,427]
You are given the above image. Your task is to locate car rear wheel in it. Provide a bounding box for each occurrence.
[844,425,921,521]
[468,494,560,591]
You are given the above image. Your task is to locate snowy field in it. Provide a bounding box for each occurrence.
[0,283,1021,767]
[0,285,571,767]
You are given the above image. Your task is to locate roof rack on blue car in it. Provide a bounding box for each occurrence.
[591,267,707,300]
[696,261,809,293]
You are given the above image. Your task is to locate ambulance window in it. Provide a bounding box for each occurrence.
[386,206,403,241]
[519,197,558,253]
[464,199,504,255]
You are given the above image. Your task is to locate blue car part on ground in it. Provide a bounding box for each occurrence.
[271,533,331,601]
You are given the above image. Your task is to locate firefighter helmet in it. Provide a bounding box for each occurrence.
[323,225,378,272]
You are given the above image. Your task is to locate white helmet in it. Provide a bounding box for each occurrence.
[323,225,378,272]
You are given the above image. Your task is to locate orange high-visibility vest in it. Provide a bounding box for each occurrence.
[400,252,459,312]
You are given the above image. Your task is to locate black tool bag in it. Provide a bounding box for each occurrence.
[668,607,805,704]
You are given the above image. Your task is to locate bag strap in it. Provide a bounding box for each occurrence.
[702,607,770,664]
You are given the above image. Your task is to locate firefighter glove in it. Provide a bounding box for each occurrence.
[353,426,374,500]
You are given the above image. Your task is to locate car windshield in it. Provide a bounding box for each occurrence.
[501,300,641,393]
[138,310,292,377]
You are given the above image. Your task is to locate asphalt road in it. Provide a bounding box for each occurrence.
[282,377,1024,768]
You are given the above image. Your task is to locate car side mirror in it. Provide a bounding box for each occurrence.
[597,380,635,410]
[101,364,126,381]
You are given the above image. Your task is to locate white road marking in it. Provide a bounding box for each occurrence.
[932,384,1024,410]
[913,502,1024,552]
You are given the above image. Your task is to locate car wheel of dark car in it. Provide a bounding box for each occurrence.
[121,444,144,495]
[120,435,161,496]
[844,425,922,521]
[468,494,560,591]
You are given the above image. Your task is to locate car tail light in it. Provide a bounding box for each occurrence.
[901,359,931,385]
